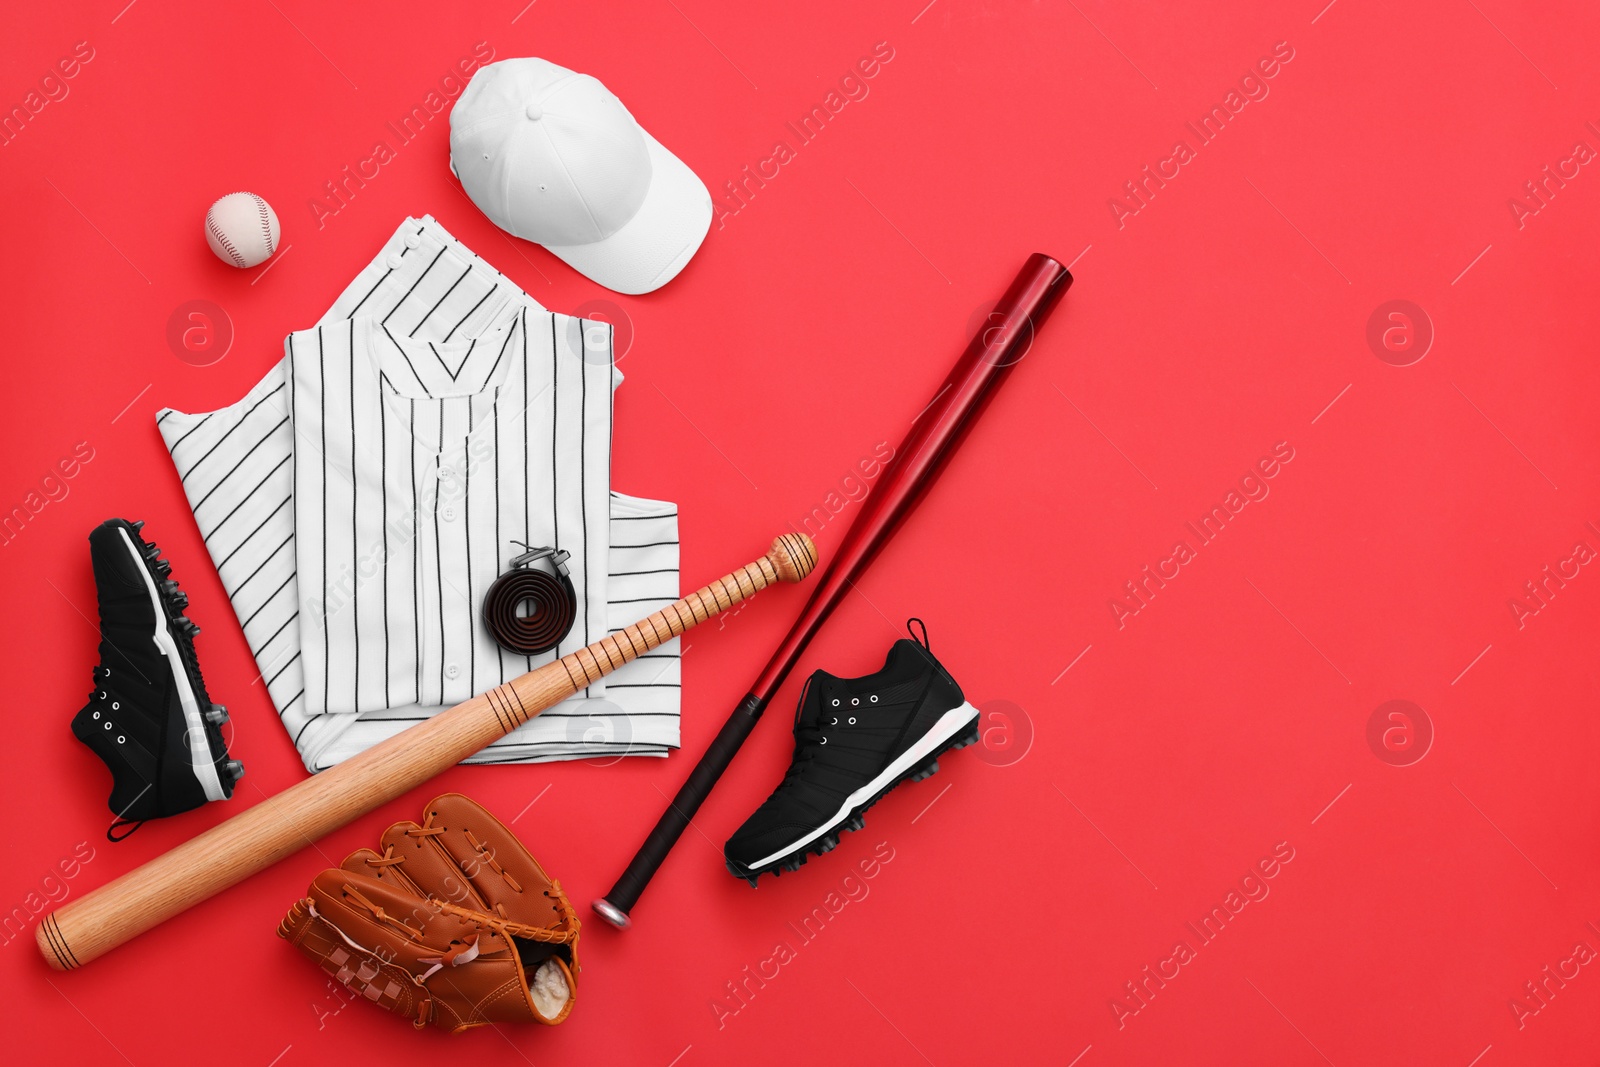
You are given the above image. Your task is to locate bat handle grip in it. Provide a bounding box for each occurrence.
[593,693,767,927]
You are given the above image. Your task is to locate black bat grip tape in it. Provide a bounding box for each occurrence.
[601,693,767,914]
[482,554,576,656]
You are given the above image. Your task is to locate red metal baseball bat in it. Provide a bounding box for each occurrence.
[593,253,1074,927]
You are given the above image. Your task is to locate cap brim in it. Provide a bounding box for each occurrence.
[543,130,712,295]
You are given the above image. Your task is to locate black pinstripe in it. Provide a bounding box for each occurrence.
[179,382,285,483]
[318,326,328,716]
[349,318,359,711]
[410,264,473,337]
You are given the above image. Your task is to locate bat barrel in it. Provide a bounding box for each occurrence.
[594,254,1072,928]
[750,252,1072,698]
[38,534,815,970]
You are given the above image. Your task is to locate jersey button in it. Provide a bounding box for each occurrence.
[403,232,422,249]
[386,253,404,270]
[445,663,460,679]
[441,505,457,521]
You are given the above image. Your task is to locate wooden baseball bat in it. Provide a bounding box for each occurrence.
[37,533,817,971]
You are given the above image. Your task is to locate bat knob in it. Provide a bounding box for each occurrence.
[768,534,818,584]
[591,897,632,929]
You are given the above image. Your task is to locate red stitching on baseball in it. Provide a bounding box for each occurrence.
[250,193,275,255]
[206,214,246,267]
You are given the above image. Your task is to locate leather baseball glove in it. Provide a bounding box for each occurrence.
[277,793,579,1033]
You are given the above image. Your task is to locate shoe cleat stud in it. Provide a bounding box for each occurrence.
[153,559,172,576]
[130,520,144,532]
[746,877,759,888]
[205,704,228,725]
[142,542,160,559]
[224,760,245,781]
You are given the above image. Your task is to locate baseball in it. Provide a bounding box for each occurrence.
[204,192,280,268]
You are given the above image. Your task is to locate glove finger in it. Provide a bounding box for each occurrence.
[373,818,496,912]
[418,794,573,931]
[291,870,536,1031]
[340,848,379,876]
[340,847,404,887]
[307,869,482,956]
[310,869,529,979]
[347,838,436,897]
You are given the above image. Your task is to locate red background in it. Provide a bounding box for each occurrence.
[3,1,1599,1064]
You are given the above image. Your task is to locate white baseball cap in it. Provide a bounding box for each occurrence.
[450,58,712,295]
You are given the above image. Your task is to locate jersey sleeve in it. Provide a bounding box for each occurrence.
[156,358,308,725]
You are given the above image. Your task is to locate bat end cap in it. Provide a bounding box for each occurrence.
[768,534,818,583]
[591,897,632,929]
[37,913,76,971]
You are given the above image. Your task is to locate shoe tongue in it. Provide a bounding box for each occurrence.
[794,670,835,731]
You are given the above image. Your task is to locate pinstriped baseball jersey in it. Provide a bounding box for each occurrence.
[290,303,612,713]
[156,215,681,770]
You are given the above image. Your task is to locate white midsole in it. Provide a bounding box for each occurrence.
[743,701,980,870]
[118,528,226,802]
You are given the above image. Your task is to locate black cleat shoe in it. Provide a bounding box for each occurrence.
[70,519,240,839]
[724,620,978,882]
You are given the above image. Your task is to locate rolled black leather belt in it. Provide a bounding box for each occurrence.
[482,545,576,656]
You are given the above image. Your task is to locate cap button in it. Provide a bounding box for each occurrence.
[525,103,543,121]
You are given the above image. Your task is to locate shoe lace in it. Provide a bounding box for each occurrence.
[779,676,829,785]
[86,665,151,841]
[782,722,829,784]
